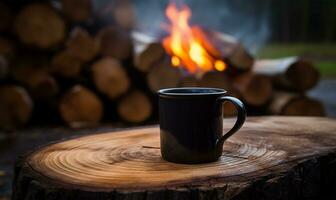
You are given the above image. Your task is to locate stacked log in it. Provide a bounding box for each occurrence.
[96,27,133,60]
[0,85,33,130]
[146,59,180,92]
[267,92,324,116]
[117,90,152,123]
[59,85,103,128]
[60,0,92,22]
[91,57,130,99]
[132,32,165,72]
[14,4,66,49]
[233,73,272,106]
[253,57,323,116]
[253,57,320,91]
[0,1,324,130]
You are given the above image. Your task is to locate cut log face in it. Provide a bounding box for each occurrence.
[92,57,130,99]
[234,73,273,106]
[147,60,181,92]
[0,85,33,130]
[61,0,92,22]
[30,76,59,100]
[229,44,255,70]
[268,92,325,116]
[14,4,65,48]
[51,50,82,77]
[66,27,99,62]
[59,85,103,127]
[132,32,166,72]
[117,90,152,123]
[198,71,230,89]
[253,57,320,91]
[135,42,165,71]
[12,63,59,99]
[110,0,136,30]
[12,117,336,199]
[97,27,132,60]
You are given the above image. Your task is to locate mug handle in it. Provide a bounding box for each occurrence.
[216,96,246,146]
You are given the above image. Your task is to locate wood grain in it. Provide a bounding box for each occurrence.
[12,117,336,199]
[14,4,65,48]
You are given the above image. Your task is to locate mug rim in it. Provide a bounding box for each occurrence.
[158,87,227,97]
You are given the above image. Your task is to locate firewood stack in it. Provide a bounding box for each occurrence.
[0,0,324,130]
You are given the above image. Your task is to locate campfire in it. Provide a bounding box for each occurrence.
[0,0,324,130]
[162,3,227,76]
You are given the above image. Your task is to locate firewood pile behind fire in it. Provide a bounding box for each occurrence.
[0,0,324,130]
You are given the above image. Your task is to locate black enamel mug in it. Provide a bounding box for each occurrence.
[158,87,246,164]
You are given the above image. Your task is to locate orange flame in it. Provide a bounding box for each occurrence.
[162,3,227,74]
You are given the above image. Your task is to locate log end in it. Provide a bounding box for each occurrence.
[135,43,165,72]
[14,4,65,48]
[66,27,99,62]
[286,60,320,91]
[51,50,83,78]
[117,90,152,123]
[0,85,33,130]
[283,97,325,116]
[61,0,92,22]
[147,60,181,92]
[97,27,132,60]
[234,73,273,106]
[92,57,130,99]
[59,85,103,127]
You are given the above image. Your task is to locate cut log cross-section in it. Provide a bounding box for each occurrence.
[0,85,33,130]
[61,0,92,22]
[147,59,181,92]
[110,0,136,30]
[92,57,130,99]
[233,73,273,106]
[59,85,103,127]
[97,27,133,60]
[12,62,59,99]
[51,50,82,78]
[117,90,152,123]
[268,92,325,116]
[14,4,65,48]
[66,27,99,62]
[253,57,320,92]
[12,117,336,199]
[132,32,166,72]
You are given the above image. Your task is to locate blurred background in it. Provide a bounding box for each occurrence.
[0,0,335,198]
[132,0,336,76]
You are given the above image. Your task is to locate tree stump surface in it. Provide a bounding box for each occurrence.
[13,117,336,200]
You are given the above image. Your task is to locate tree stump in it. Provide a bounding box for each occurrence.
[13,117,336,200]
